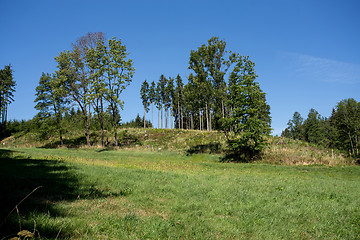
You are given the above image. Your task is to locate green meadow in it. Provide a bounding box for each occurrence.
[1,147,359,239]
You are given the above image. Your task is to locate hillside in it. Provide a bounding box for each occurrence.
[1,128,353,166]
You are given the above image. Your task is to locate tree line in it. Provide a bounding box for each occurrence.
[4,32,357,161]
[141,37,271,160]
[282,98,360,158]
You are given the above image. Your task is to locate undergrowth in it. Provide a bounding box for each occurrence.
[1,128,353,166]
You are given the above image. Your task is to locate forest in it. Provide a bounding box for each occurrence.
[1,32,359,161]
[282,100,360,158]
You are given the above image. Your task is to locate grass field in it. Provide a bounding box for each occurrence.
[1,147,359,239]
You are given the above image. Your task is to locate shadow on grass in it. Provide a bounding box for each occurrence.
[118,131,142,148]
[186,143,222,155]
[220,151,262,163]
[0,149,102,239]
[40,131,142,149]
[40,136,87,149]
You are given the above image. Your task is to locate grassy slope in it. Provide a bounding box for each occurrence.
[1,147,359,239]
[2,127,352,166]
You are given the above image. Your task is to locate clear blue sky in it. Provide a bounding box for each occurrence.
[1,0,359,135]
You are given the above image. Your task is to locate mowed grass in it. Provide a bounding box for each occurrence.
[1,148,359,239]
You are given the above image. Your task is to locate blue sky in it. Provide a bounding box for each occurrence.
[1,0,359,135]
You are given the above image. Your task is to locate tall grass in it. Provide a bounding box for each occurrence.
[1,148,359,239]
[2,128,353,166]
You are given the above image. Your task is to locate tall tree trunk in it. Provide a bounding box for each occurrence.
[170,108,173,129]
[55,111,63,146]
[199,109,202,131]
[222,100,225,118]
[161,107,163,129]
[181,107,183,129]
[209,107,212,131]
[348,131,355,155]
[114,125,118,146]
[177,101,180,129]
[100,97,104,147]
[206,103,209,131]
[158,109,160,128]
[110,103,118,147]
[191,112,194,130]
[143,106,146,129]
[151,104,153,128]
[84,115,90,146]
[88,103,91,143]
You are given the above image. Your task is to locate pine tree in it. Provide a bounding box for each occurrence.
[148,81,156,127]
[140,80,150,128]
[331,98,360,157]
[222,55,271,161]
[157,75,167,128]
[34,73,68,145]
[155,80,161,128]
[174,75,184,129]
[0,64,15,138]
[165,77,174,129]
[303,108,326,145]
[284,112,304,140]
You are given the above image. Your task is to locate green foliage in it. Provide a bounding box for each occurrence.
[303,108,327,145]
[173,75,184,129]
[283,111,304,140]
[121,114,152,129]
[282,98,360,158]
[34,33,135,147]
[140,80,150,112]
[140,80,150,128]
[188,37,235,130]
[222,56,271,161]
[331,98,360,156]
[0,64,16,138]
[34,72,68,145]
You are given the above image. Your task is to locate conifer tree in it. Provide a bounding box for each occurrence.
[140,80,150,128]
[174,75,184,129]
[222,55,271,161]
[331,98,360,156]
[303,108,326,145]
[155,81,161,128]
[157,75,167,128]
[285,112,304,140]
[148,81,156,127]
[165,77,174,129]
[35,73,68,145]
[0,64,15,138]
